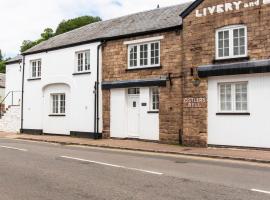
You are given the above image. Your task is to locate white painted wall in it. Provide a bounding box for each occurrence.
[5,62,22,107]
[23,42,102,135]
[110,87,159,140]
[0,88,4,102]
[208,73,270,148]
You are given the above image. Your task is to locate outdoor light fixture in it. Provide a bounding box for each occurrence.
[192,67,201,87]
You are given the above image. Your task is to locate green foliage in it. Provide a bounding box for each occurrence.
[0,50,3,61]
[20,15,101,53]
[55,16,102,35]
[20,40,37,53]
[0,50,5,73]
[41,28,54,40]
[0,61,5,73]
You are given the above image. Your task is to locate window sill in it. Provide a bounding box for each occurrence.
[48,114,66,117]
[213,56,250,64]
[147,111,159,114]
[72,72,91,76]
[126,65,162,71]
[28,78,41,81]
[216,112,250,116]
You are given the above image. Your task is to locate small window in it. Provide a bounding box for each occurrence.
[51,94,66,115]
[128,41,160,69]
[128,88,140,95]
[76,50,90,73]
[150,87,159,111]
[216,25,247,59]
[30,59,41,79]
[219,82,248,112]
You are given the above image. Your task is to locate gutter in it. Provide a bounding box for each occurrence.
[20,56,25,133]
[94,41,106,139]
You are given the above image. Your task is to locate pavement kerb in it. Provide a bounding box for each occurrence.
[15,137,270,164]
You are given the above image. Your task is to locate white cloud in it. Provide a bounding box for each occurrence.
[0,0,191,58]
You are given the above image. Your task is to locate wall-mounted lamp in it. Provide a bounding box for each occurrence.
[192,67,201,87]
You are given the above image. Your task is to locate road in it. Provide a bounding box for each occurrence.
[0,138,269,200]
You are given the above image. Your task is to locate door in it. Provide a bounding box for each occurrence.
[127,91,140,138]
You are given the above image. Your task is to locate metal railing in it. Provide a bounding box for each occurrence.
[0,91,22,118]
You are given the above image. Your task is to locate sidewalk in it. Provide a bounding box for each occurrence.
[1,132,270,164]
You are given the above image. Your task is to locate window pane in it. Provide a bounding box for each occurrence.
[128,88,140,95]
[150,42,159,65]
[235,83,248,111]
[77,53,83,72]
[129,46,137,67]
[151,87,159,110]
[224,48,229,57]
[140,44,148,66]
[85,51,90,71]
[219,84,232,111]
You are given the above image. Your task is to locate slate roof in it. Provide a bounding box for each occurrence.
[0,73,5,88]
[5,55,23,64]
[24,2,191,55]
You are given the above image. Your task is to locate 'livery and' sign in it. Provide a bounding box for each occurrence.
[196,0,270,17]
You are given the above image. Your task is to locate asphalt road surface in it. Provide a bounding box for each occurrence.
[0,138,270,200]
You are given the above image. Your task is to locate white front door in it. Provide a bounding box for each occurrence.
[127,94,140,138]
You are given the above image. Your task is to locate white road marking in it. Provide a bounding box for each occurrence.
[251,189,270,194]
[0,145,28,152]
[61,156,163,175]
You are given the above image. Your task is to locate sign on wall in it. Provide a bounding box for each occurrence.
[196,0,270,18]
[183,97,207,108]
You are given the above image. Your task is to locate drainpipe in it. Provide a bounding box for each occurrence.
[94,41,106,139]
[20,56,25,133]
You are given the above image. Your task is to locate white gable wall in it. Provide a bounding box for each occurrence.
[23,42,102,135]
[5,63,22,107]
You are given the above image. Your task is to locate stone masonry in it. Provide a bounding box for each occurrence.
[102,30,184,144]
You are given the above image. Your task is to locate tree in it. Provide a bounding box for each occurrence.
[41,28,54,40]
[0,50,3,61]
[20,40,37,53]
[55,16,102,35]
[20,15,102,53]
[0,49,5,73]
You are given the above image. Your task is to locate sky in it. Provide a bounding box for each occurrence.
[0,0,191,58]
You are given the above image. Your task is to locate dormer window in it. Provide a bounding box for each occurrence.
[216,25,247,60]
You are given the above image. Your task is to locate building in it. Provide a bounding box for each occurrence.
[0,55,22,133]
[5,0,269,148]
[21,3,190,139]
[0,73,5,104]
[181,0,270,148]
[102,4,189,143]
[5,55,22,107]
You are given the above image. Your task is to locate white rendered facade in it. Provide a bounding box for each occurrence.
[23,42,102,135]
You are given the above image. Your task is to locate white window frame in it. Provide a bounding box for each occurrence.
[50,93,66,115]
[218,82,248,113]
[30,59,42,79]
[75,50,90,73]
[150,87,159,111]
[127,41,160,69]
[216,25,248,60]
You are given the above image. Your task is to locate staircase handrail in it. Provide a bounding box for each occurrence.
[0,90,22,118]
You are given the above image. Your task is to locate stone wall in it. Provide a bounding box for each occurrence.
[102,30,184,144]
